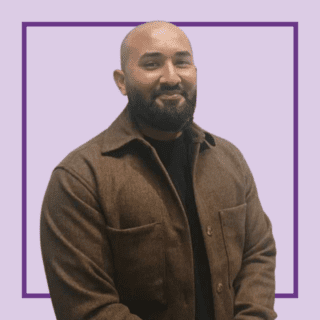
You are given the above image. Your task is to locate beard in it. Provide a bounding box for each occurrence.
[126,85,197,133]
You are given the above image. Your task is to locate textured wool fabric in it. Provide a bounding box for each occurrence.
[40,106,277,320]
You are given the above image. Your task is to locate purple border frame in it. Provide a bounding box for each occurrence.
[22,21,298,299]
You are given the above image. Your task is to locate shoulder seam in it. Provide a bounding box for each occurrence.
[54,166,98,201]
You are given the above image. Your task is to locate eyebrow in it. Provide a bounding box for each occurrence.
[139,51,192,60]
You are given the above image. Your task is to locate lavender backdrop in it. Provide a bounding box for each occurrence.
[1,1,319,319]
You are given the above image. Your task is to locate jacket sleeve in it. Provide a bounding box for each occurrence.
[232,150,277,320]
[40,167,143,320]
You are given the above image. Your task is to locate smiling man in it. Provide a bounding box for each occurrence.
[41,21,277,320]
[115,22,197,139]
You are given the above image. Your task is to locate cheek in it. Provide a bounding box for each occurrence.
[127,75,159,100]
[183,77,197,94]
[180,69,197,87]
[129,69,159,87]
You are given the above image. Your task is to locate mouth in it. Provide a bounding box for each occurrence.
[158,93,183,100]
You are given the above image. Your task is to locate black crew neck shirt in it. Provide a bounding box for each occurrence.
[144,131,215,320]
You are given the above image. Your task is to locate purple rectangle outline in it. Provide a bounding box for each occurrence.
[22,21,298,299]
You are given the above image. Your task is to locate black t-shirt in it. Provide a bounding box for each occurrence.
[144,131,215,320]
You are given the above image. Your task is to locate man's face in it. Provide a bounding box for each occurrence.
[123,26,197,133]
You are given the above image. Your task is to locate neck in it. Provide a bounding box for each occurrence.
[137,122,183,141]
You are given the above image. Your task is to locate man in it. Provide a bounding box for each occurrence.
[40,21,277,320]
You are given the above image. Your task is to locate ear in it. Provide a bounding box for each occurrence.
[113,69,127,95]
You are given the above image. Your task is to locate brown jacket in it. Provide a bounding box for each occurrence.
[40,107,277,320]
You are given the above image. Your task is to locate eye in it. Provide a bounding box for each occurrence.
[176,60,190,67]
[144,62,159,68]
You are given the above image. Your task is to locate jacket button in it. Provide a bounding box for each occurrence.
[217,283,223,293]
[206,226,213,236]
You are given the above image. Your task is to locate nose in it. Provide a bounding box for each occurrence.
[159,60,181,86]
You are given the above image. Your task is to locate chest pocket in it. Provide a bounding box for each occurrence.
[219,203,247,288]
[106,222,166,305]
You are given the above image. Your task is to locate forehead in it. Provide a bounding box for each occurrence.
[127,26,192,61]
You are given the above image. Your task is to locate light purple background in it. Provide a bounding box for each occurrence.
[1,1,319,319]
[26,25,294,296]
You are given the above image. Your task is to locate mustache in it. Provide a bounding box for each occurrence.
[152,85,186,99]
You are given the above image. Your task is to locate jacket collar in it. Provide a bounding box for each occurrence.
[101,105,215,154]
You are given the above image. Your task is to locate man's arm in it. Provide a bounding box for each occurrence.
[233,150,277,320]
[40,167,143,320]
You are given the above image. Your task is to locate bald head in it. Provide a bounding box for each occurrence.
[120,21,193,72]
[113,20,197,137]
